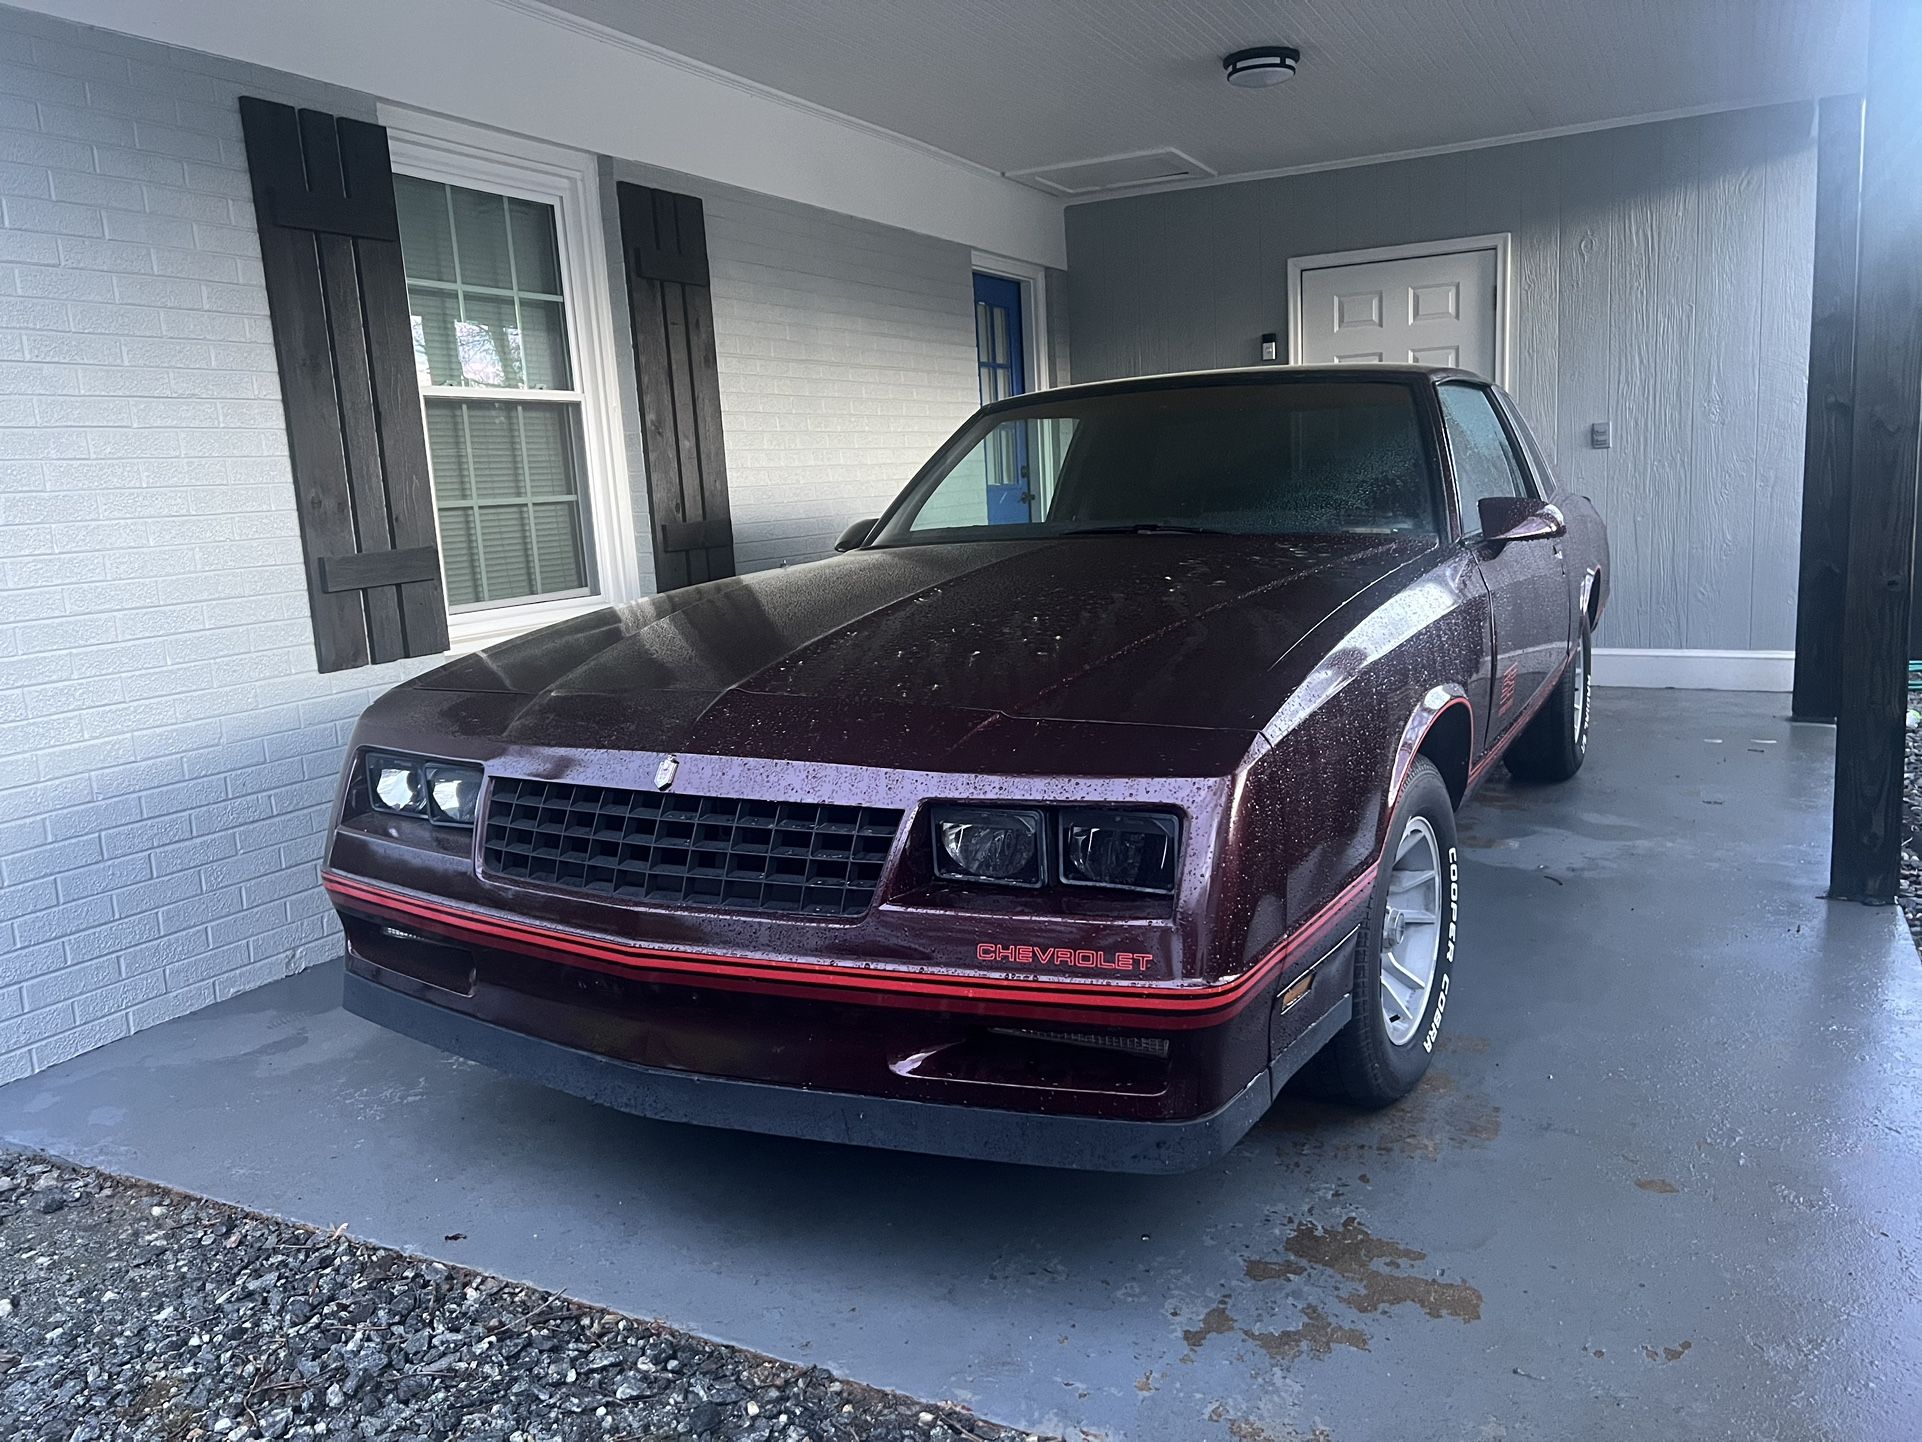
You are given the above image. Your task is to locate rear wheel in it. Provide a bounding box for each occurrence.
[1306,756,1459,1108]
[1502,614,1591,783]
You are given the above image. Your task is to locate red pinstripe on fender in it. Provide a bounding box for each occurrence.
[322,863,1376,1031]
[1388,644,1577,816]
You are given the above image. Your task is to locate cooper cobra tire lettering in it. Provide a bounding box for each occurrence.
[1421,844,1459,1054]
[1305,755,1457,1108]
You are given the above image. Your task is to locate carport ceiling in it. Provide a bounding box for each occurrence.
[543,0,1865,192]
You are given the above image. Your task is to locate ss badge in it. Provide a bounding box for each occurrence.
[654,755,679,791]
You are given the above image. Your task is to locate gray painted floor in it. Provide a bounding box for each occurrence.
[4,689,1919,1442]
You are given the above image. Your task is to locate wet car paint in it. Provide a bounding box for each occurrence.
[325,365,1609,1159]
[405,531,1436,761]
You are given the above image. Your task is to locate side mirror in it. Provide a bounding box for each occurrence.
[1477,496,1565,545]
[834,518,879,552]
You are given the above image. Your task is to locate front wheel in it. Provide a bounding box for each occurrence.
[1305,756,1459,1109]
[1502,614,1591,783]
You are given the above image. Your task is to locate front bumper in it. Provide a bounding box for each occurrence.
[343,968,1348,1173]
[326,854,1367,1172]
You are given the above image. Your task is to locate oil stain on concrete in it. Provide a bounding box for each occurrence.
[1242,1304,1371,1361]
[1179,1300,1238,1354]
[1243,1258,1307,1283]
[1177,1210,1478,1410]
[1234,1214,1484,1331]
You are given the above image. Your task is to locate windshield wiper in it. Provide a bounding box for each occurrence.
[1059,522,1227,536]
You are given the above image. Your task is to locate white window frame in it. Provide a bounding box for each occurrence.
[381,105,639,651]
[970,249,1054,393]
[969,251,1061,512]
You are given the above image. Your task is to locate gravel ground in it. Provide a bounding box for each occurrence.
[0,1151,1035,1442]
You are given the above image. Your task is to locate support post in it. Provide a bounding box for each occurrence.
[1830,0,1922,903]
[1790,95,1864,723]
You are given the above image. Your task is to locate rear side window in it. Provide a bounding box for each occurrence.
[1438,384,1531,535]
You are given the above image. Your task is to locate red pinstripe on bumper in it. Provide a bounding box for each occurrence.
[322,866,1374,1031]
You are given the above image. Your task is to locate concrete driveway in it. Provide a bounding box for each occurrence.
[3,688,1918,1441]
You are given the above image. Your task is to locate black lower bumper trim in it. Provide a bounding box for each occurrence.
[343,972,1346,1173]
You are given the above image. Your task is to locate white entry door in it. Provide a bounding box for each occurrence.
[1295,245,1499,379]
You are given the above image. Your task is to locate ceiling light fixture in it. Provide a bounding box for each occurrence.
[1223,46,1300,89]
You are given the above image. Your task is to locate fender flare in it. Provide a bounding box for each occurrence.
[1577,564,1602,633]
[1387,684,1474,823]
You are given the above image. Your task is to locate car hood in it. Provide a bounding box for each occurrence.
[404,534,1431,773]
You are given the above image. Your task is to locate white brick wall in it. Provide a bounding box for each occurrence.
[603,160,984,576]
[0,6,430,1081]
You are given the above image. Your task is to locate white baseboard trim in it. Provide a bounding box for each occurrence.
[1592,648,1793,692]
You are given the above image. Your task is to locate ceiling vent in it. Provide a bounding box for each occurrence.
[1008,148,1216,196]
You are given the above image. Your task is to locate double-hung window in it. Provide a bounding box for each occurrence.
[385,111,635,647]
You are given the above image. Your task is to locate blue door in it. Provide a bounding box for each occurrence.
[973,272,1030,524]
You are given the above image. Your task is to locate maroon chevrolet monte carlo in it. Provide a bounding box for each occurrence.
[325,365,1607,1172]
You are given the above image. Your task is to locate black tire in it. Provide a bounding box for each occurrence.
[1303,756,1460,1109]
[1501,614,1591,784]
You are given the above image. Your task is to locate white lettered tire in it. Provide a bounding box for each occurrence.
[1306,756,1459,1107]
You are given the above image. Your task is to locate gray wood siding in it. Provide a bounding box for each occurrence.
[1064,104,1818,652]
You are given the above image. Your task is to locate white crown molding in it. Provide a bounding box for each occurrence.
[1061,98,1812,205]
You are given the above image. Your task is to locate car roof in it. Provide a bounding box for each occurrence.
[992,363,1488,410]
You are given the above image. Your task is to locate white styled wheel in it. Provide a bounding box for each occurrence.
[1379,814,1443,1046]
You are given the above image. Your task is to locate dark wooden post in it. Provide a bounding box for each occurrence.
[1830,0,1922,902]
[1790,95,1864,723]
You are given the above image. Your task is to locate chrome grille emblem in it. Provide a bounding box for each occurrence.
[654,754,679,791]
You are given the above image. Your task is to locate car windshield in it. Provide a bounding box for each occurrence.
[873,380,1440,544]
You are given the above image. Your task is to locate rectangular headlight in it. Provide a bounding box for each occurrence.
[1058,809,1180,894]
[930,805,1046,888]
[368,753,427,816]
[366,752,483,828]
[423,763,481,826]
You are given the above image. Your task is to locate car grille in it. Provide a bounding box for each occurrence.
[480,777,902,918]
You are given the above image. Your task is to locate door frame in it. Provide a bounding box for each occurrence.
[971,249,1054,392]
[1286,232,1514,387]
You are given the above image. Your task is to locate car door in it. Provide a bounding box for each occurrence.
[1436,382,1569,750]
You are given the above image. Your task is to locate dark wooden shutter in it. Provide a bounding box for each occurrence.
[617,183,736,590]
[239,97,447,672]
